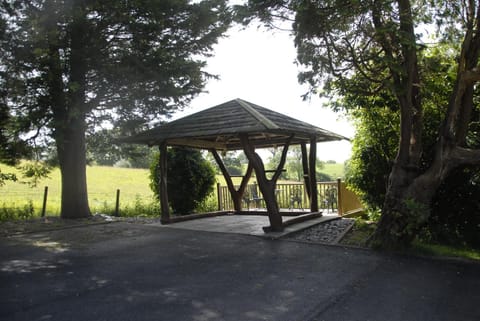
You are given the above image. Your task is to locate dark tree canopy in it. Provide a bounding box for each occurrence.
[0,0,231,218]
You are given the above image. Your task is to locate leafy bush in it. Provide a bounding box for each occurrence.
[0,201,35,221]
[150,147,216,215]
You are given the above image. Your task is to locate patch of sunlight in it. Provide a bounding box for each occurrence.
[1,259,58,273]
[33,240,70,253]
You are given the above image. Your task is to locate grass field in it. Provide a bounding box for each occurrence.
[319,162,345,179]
[0,162,344,219]
[0,164,155,217]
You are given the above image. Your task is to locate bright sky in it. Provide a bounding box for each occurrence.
[174,24,355,163]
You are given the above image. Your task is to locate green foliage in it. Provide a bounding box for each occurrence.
[207,151,245,176]
[265,145,332,181]
[0,201,35,221]
[86,128,157,168]
[0,170,16,186]
[17,161,51,188]
[284,146,303,181]
[150,147,216,215]
[346,107,399,209]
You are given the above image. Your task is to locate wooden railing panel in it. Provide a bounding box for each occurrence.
[218,181,344,212]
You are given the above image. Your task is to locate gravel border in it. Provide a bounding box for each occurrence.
[286,218,355,244]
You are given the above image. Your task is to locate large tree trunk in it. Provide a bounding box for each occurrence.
[368,167,438,250]
[369,139,480,250]
[50,1,91,219]
[56,117,91,219]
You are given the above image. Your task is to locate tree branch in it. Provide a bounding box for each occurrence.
[451,147,480,167]
[272,135,293,182]
[462,68,480,84]
[210,148,236,195]
[238,163,253,196]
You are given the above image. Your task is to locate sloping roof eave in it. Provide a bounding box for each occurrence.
[119,98,348,149]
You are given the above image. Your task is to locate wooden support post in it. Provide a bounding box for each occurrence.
[159,142,170,224]
[337,178,343,216]
[240,134,293,232]
[300,142,311,199]
[211,148,252,212]
[309,136,319,212]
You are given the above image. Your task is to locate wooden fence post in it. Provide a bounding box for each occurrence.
[114,189,120,217]
[41,186,48,217]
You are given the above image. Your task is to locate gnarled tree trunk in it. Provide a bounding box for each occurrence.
[240,134,292,232]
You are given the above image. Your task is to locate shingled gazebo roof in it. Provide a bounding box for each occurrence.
[122,98,347,150]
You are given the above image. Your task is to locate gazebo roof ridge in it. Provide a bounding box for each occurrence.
[235,98,280,130]
[120,98,349,149]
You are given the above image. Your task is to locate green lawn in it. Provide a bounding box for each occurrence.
[0,164,155,216]
[340,219,480,262]
[319,162,345,180]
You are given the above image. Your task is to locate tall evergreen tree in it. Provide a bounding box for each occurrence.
[0,0,231,218]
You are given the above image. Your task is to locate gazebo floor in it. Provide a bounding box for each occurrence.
[161,212,340,238]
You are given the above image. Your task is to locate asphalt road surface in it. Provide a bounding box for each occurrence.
[1,222,479,321]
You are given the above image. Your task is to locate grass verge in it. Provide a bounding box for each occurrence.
[411,242,480,261]
[339,219,480,261]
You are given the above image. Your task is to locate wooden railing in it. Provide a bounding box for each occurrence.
[217,180,345,213]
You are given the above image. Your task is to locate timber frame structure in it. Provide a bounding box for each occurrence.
[122,99,347,232]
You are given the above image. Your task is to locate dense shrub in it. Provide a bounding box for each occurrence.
[423,168,480,248]
[150,147,216,215]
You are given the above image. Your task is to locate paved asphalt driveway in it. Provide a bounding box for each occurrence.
[1,222,479,321]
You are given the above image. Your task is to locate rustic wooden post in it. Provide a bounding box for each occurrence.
[159,142,170,224]
[337,178,343,216]
[300,142,311,199]
[309,136,319,212]
[211,149,252,213]
[240,134,292,232]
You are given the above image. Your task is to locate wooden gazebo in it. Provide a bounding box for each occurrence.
[122,98,347,232]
